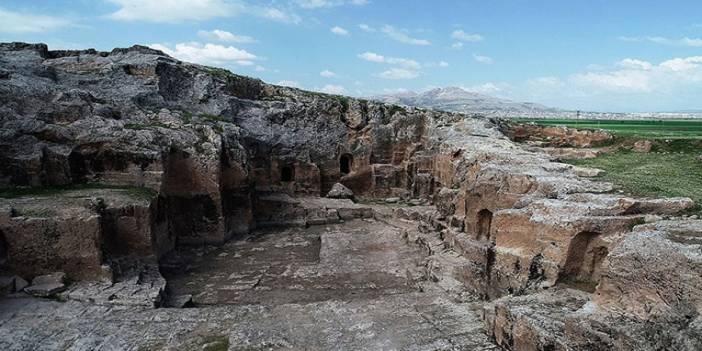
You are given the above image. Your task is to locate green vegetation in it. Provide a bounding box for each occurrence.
[0,183,158,201]
[199,335,230,351]
[565,140,702,215]
[387,104,408,116]
[557,276,598,293]
[513,118,702,139]
[12,208,55,218]
[181,110,193,124]
[335,95,350,113]
[202,66,236,80]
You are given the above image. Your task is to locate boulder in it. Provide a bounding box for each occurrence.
[167,294,194,308]
[0,275,30,294]
[326,183,354,200]
[633,140,652,153]
[25,272,67,297]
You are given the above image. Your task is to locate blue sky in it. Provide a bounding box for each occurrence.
[1,0,702,112]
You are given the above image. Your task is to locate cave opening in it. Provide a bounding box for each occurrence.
[281,165,294,182]
[477,209,493,240]
[559,231,608,287]
[340,154,353,175]
[0,230,7,266]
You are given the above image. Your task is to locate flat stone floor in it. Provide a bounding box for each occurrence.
[0,219,498,350]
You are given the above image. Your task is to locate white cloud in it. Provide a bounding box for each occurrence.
[330,26,349,36]
[439,61,449,67]
[571,70,652,92]
[198,29,256,43]
[0,8,72,33]
[358,52,385,63]
[106,0,299,24]
[357,52,420,69]
[277,80,301,88]
[320,84,346,94]
[359,51,422,79]
[258,7,301,24]
[358,23,375,32]
[295,0,368,8]
[660,56,702,72]
[618,58,653,70]
[376,68,420,80]
[149,42,257,66]
[568,56,702,93]
[106,0,240,22]
[511,56,702,111]
[451,30,484,42]
[451,42,464,50]
[255,65,266,72]
[618,36,702,47]
[473,54,494,64]
[320,70,337,77]
[381,25,430,45]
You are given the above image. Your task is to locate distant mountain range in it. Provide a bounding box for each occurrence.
[371,87,702,119]
[372,87,563,118]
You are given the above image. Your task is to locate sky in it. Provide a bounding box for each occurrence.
[1,0,702,112]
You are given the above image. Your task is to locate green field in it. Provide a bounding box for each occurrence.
[512,118,702,139]
[553,134,702,215]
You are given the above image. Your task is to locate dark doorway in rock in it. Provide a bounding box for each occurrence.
[0,230,7,266]
[477,209,493,240]
[559,231,608,289]
[340,154,353,175]
[281,165,294,182]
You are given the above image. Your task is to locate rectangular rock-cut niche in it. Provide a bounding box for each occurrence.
[221,187,254,237]
[164,195,225,245]
[0,216,103,281]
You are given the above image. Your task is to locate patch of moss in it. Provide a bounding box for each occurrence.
[628,217,647,231]
[557,276,598,293]
[181,110,193,124]
[13,208,55,218]
[203,66,235,80]
[200,335,230,351]
[0,183,157,201]
[335,96,350,113]
[387,105,407,116]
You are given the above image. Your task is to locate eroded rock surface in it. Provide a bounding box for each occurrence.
[0,42,699,350]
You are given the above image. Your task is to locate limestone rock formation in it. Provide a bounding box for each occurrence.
[25,272,66,297]
[326,182,354,200]
[0,42,699,350]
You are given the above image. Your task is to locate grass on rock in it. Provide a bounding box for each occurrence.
[0,183,158,201]
[565,142,702,215]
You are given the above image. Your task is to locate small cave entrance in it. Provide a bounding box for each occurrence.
[281,165,294,182]
[559,231,608,290]
[339,154,353,175]
[477,209,493,240]
[0,230,7,266]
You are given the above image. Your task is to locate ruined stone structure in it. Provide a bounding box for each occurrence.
[0,43,700,350]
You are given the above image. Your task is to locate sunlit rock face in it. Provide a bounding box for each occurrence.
[0,42,699,350]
